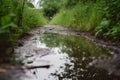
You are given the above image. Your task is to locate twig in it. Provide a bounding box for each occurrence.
[21,65,50,70]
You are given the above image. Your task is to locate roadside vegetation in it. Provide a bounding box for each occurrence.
[0,0,47,62]
[47,0,120,41]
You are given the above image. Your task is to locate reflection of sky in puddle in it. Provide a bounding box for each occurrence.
[23,53,70,80]
[35,36,47,48]
[15,32,113,80]
[18,37,71,80]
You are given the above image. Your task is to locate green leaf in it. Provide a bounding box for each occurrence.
[27,2,35,8]
[1,15,11,26]
[0,28,10,34]
[0,23,17,34]
[27,61,33,64]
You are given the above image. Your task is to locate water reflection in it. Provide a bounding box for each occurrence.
[40,33,111,57]
[15,32,116,80]
[40,33,114,80]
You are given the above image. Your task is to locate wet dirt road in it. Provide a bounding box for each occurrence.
[0,25,120,80]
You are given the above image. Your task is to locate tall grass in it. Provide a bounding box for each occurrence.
[50,9,74,27]
[23,8,47,29]
[50,2,103,31]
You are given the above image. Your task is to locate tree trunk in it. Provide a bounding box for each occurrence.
[17,0,26,27]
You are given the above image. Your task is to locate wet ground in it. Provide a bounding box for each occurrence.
[0,25,120,80]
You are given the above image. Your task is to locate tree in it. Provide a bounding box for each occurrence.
[41,0,65,19]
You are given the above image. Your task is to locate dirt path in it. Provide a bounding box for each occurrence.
[31,25,120,54]
[17,24,120,76]
[15,25,120,53]
[0,25,120,80]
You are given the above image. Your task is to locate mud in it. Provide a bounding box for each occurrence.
[0,25,120,80]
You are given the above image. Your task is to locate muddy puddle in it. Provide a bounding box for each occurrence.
[0,25,120,80]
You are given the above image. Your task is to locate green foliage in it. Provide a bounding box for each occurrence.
[41,0,66,19]
[102,0,120,26]
[50,0,120,40]
[95,0,120,40]
[0,0,24,46]
[0,0,47,62]
[104,24,120,40]
[51,2,103,31]
[23,8,47,28]
[95,19,110,37]
[26,2,35,8]
[50,9,75,26]
[65,0,80,8]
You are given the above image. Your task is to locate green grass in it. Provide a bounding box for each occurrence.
[50,2,103,31]
[23,8,48,28]
[50,9,74,27]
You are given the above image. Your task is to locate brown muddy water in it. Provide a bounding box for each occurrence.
[0,25,120,80]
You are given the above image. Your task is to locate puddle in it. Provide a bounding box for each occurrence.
[1,26,119,80]
[13,31,119,80]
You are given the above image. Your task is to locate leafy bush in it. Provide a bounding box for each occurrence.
[95,0,120,40]
[0,0,47,46]
[102,0,120,26]
[0,0,47,62]
[104,24,120,40]
[50,0,120,40]
[41,0,66,19]
[95,19,110,37]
